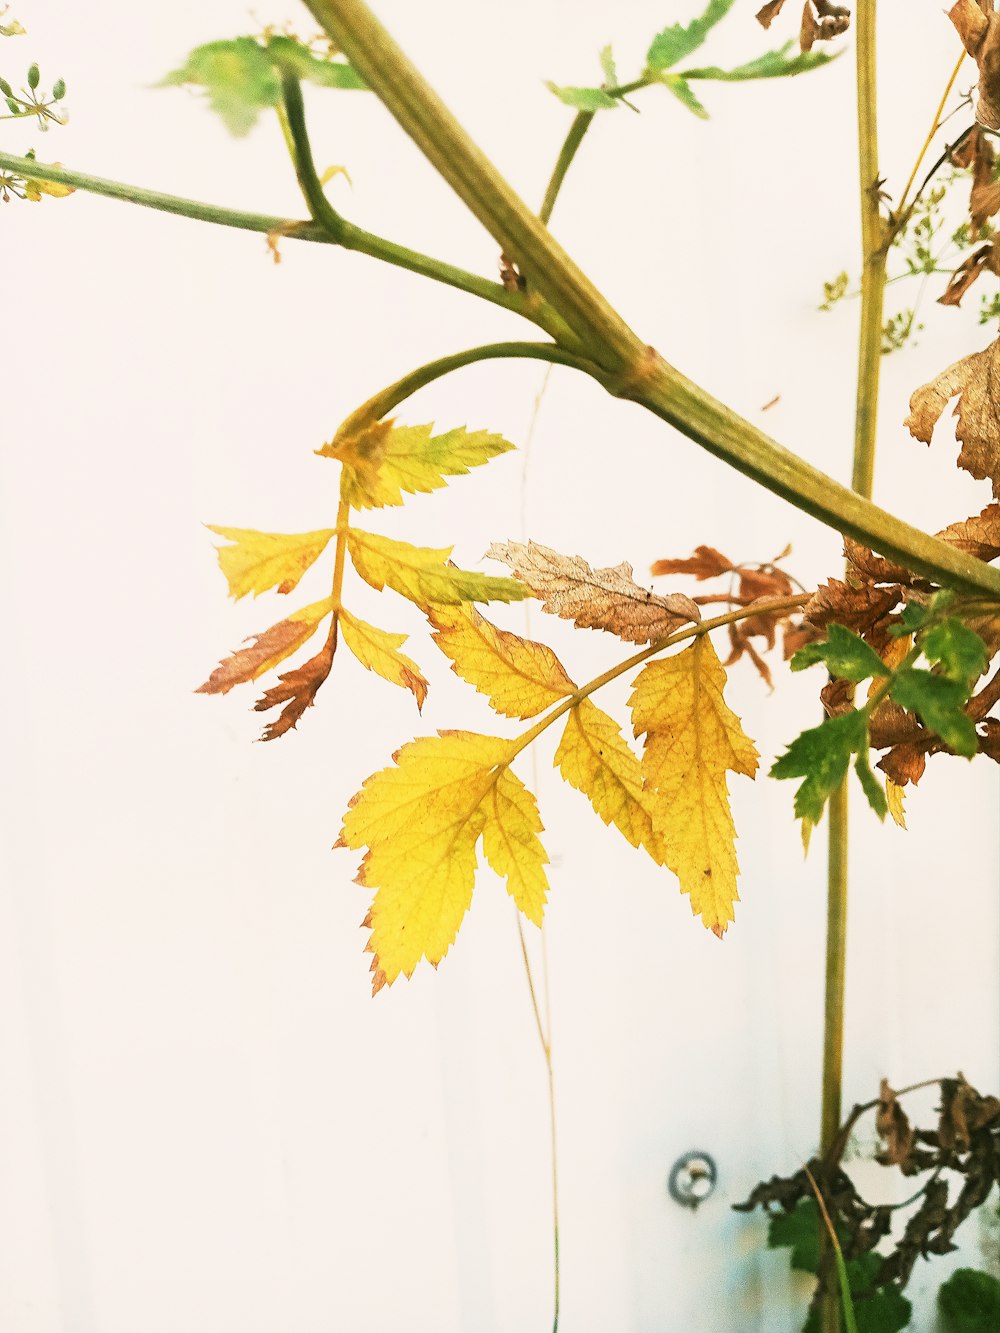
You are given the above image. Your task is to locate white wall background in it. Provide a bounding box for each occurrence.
[1,2,997,1330]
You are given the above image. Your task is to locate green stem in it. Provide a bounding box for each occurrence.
[336,341,608,437]
[0,151,537,325]
[539,111,594,226]
[821,10,884,1328]
[297,2,1000,601]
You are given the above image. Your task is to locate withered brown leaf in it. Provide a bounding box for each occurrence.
[938,1074,1000,1152]
[939,242,1000,307]
[650,545,733,580]
[801,1,851,53]
[905,335,1000,497]
[486,539,700,645]
[949,0,1000,132]
[756,0,789,27]
[936,502,1000,560]
[875,1079,916,1171]
[254,640,335,741]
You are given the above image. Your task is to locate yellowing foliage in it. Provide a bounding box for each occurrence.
[428,601,575,718]
[555,698,665,863]
[320,420,515,509]
[197,597,334,694]
[337,731,548,992]
[348,529,529,606]
[207,525,336,599]
[630,637,758,935]
[338,610,428,709]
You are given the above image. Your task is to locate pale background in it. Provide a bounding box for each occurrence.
[1,2,997,1330]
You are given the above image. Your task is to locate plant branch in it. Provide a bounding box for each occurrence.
[298,3,1000,601]
[893,47,967,231]
[539,111,594,226]
[0,150,542,325]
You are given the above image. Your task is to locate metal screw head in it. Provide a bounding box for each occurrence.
[668,1151,718,1209]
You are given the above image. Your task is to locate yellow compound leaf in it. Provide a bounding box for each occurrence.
[481,769,548,925]
[630,636,759,935]
[428,601,575,718]
[337,732,547,992]
[338,609,428,711]
[197,597,333,694]
[207,525,336,600]
[486,538,700,644]
[347,529,529,607]
[886,779,907,830]
[555,698,665,864]
[319,420,515,509]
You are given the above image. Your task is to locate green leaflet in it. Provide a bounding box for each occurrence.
[646,0,738,71]
[792,623,890,683]
[681,42,838,82]
[921,617,989,685]
[659,75,709,118]
[890,668,978,757]
[771,711,870,824]
[938,1268,1000,1333]
[161,35,365,136]
[544,81,618,112]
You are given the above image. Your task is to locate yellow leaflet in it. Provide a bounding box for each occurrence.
[428,601,575,718]
[347,529,529,607]
[555,699,665,863]
[886,779,907,829]
[481,769,548,924]
[207,525,336,600]
[25,174,74,200]
[336,732,548,992]
[197,597,333,694]
[630,636,758,936]
[320,421,515,510]
[338,610,428,711]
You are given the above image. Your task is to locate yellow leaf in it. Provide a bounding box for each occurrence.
[337,732,548,992]
[428,601,575,718]
[886,779,907,829]
[207,525,336,600]
[630,636,758,935]
[486,539,700,644]
[319,420,515,510]
[554,698,665,863]
[319,163,351,187]
[347,529,529,607]
[481,769,548,924]
[338,610,428,710]
[197,597,333,694]
[24,163,74,201]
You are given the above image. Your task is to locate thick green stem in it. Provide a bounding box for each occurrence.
[336,341,608,437]
[297,2,1000,601]
[0,151,535,323]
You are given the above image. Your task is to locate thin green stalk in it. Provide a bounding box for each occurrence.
[539,111,594,226]
[821,9,883,1329]
[336,341,606,438]
[297,2,1000,601]
[0,151,534,324]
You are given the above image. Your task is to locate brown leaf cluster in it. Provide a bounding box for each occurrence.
[737,1074,1000,1312]
[651,543,803,687]
[906,334,1000,498]
[756,1,850,51]
[487,539,700,645]
[949,0,1000,132]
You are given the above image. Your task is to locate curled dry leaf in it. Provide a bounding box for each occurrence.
[938,242,1000,307]
[949,0,1000,132]
[486,539,700,645]
[755,0,789,28]
[935,502,1000,560]
[254,639,335,741]
[955,127,1000,237]
[876,1079,916,1170]
[650,545,733,580]
[800,1,851,54]
[197,597,333,695]
[905,335,1000,497]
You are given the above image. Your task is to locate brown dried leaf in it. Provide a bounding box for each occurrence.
[949,1,1000,131]
[650,545,734,580]
[801,1,851,52]
[938,1074,1000,1152]
[843,538,913,586]
[877,741,928,787]
[936,502,1000,560]
[253,639,335,740]
[979,716,1000,758]
[966,128,1000,236]
[938,244,1000,307]
[756,0,789,28]
[196,598,333,695]
[486,539,700,645]
[905,336,1000,497]
[876,1079,916,1169]
[804,577,902,635]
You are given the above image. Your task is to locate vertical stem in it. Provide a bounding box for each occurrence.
[821,7,886,1329]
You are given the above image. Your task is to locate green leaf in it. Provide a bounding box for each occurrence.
[803,1254,912,1333]
[770,711,868,824]
[545,80,618,111]
[658,74,709,118]
[646,0,738,71]
[161,38,281,136]
[768,1198,823,1273]
[921,618,989,685]
[939,1268,1000,1333]
[599,44,618,87]
[854,752,888,820]
[791,623,890,683]
[889,600,931,637]
[890,668,978,757]
[681,42,837,82]
[161,36,366,136]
